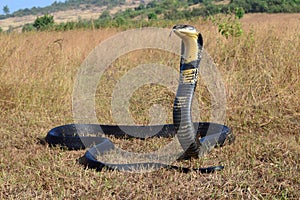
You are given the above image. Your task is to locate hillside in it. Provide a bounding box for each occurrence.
[0,0,149,31]
[0,0,150,19]
[0,0,299,32]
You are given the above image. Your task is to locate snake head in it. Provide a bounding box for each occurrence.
[172,24,203,47]
[172,25,198,39]
[172,25,203,63]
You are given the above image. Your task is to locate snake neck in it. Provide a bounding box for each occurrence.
[173,34,203,159]
[181,39,200,64]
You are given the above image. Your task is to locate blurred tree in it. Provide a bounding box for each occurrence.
[22,24,35,32]
[114,16,126,27]
[99,10,111,19]
[33,14,55,31]
[147,12,158,20]
[235,7,245,19]
[3,5,10,15]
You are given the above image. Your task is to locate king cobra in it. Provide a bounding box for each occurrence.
[45,25,234,173]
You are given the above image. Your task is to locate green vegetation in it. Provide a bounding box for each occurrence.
[22,24,35,32]
[21,13,177,33]
[21,9,245,40]
[210,14,244,38]
[229,0,300,13]
[33,14,55,31]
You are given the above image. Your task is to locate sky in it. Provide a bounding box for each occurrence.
[0,0,65,14]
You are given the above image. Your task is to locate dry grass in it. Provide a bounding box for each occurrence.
[0,14,299,199]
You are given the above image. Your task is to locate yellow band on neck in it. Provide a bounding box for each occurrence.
[180,68,199,84]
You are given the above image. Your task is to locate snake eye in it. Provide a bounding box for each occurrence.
[186,26,195,30]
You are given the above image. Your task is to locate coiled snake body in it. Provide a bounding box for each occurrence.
[46,25,234,173]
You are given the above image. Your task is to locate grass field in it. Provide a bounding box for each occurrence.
[0,13,299,199]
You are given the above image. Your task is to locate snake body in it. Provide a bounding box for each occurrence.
[45,25,234,173]
[173,25,203,159]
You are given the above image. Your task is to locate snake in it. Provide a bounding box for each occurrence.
[45,25,234,173]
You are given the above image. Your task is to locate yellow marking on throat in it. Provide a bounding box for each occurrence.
[180,68,199,84]
[182,36,199,63]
